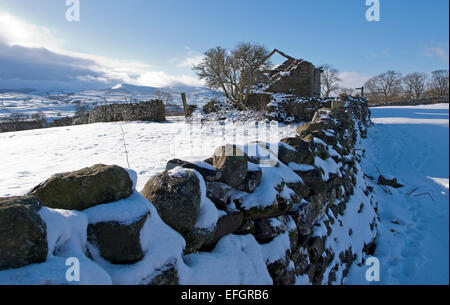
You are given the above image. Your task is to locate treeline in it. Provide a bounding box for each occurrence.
[0,112,48,133]
[363,70,449,104]
[321,65,449,105]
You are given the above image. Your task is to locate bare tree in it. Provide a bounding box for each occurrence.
[365,70,402,103]
[402,72,427,100]
[193,42,272,109]
[74,104,89,118]
[155,90,173,107]
[320,64,341,98]
[429,70,449,97]
[338,87,356,96]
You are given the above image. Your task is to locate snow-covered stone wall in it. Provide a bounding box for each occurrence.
[0,97,378,285]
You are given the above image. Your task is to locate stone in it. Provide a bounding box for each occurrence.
[213,144,248,188]
[266,251,291,285]
[276,266,296,285]
[278,143,305,165]
[234,219,256,235]
[237,165,262,193]
[308,236,325,264]
[377,175,404,188]
[294,167,326,195]
[206,182,232,210]
[280,137,315,165]
[253,215,293,244]
[88,213,149,264]
[201,212,244,250]
[184,227,215,253]
[296,121,328,137]
[311,130,337,147]
[287,181,310,198]
[141,169,201,233]
[291,249,309,276]
[31,164,133,211]
[310,193,327,224]
[0,196,48,271]
[166,159,221,182]
[146,263,178,285]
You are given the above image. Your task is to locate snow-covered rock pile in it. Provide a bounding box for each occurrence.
[264,93,336,123]
[0,97,378,285]
[196,99,266,122]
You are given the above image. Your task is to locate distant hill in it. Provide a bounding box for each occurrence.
[0,83,224,121]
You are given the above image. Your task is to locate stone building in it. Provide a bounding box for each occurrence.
[265,58,322,97]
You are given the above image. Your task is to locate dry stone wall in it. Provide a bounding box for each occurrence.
[0,96,378,285]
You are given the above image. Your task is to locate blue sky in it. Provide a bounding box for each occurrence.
[0,0,448,90]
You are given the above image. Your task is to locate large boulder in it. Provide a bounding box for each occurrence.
[87,212,149,264]
[31,164,133,211]
[141,168,201,234]
[166,159,221,182]
[0,196,48,270]
[213,144,248,188]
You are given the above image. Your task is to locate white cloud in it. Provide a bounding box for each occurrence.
[338,71,371,89]
[0,11,202,89]
[0,11,63,49]
[422,42,449,64]
[177,55,204,68]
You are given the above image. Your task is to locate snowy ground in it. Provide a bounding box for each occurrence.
[0,119,297,197]
[0,103,448,285]
[346,103,449,285]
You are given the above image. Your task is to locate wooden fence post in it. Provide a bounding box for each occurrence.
[181,93,188,118]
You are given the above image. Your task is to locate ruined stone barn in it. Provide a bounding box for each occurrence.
[260,49,322,97]
[246,49,324,115]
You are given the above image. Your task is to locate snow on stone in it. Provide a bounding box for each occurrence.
[231,155,301,210]
[84,192,151,225]
[288,162,315,172]
[314,156,341,180]
[191,169,219,230]
[0,207,112,285]
[260,232,291,264]
[179,235,273,285]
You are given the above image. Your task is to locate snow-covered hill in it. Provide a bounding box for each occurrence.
[0,84,223,121]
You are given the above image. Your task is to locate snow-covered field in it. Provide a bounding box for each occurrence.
[0,103,448,284]
[0,119,297,197]
[346,103,449,284]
